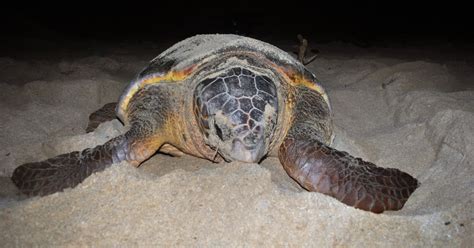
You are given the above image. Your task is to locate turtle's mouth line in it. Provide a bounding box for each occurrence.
[211,146,230,163]
[228,139,266,163]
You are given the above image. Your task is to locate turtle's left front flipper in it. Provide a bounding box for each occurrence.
[279,137,419,213]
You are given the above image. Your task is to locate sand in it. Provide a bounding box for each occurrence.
[0,39,472,247]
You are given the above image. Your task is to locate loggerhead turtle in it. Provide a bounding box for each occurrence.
[11,34,418,213]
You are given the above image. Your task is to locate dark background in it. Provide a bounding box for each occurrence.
[1,2,473,48]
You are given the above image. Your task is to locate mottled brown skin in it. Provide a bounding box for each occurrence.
[11,35,418,213]
[13,132,128,196]
[276,85,418,213]
[12,84,179,195]
[279,139,418,213]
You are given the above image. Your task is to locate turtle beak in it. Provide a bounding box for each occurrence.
[230,139,266,163]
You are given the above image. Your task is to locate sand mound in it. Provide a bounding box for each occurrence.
[0,42,472,246]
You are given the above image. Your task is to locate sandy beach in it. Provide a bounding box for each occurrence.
[0,38,472,246]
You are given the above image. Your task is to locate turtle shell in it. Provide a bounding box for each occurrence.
[116,34,329,124]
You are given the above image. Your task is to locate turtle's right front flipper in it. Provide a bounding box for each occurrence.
[12,135,127,196]
[11,125,161,196]
[12,82,183,196]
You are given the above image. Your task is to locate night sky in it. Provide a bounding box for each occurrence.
[1,2,473,47]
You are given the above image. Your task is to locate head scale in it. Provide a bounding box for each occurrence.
[194,66,278,163]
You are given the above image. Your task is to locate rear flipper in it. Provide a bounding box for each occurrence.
[86,102,117,133]
[279,138,419,213]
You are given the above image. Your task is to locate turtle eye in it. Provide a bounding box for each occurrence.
[214,123,224,140]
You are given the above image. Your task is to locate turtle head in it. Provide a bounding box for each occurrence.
[194,67,278,163]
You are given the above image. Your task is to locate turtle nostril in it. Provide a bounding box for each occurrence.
[214,123,224,140]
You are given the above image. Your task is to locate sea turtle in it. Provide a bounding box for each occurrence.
[11,34,418,213]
